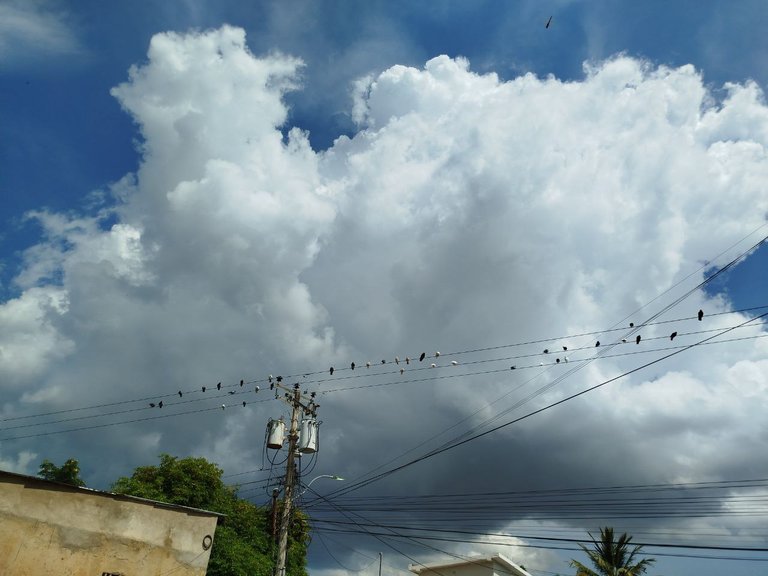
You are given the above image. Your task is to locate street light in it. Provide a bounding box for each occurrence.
[298,474,344,497]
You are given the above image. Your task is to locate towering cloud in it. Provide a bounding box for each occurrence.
[0,26,766,573]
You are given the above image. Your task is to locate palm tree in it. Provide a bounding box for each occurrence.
[570,527,655,576]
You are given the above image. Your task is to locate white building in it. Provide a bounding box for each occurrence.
[409,553,534,576]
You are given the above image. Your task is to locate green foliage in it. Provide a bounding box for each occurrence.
[111,454,308,576]
[38,458,86,487]
[570,527,655,576]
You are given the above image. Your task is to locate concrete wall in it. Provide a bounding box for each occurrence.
[0,471,219,576]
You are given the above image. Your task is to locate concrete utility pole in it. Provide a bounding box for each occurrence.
[275,385,301,576]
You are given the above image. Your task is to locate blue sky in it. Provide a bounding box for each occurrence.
[1,2,768,575]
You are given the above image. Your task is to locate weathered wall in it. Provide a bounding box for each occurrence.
[0,472,219,576]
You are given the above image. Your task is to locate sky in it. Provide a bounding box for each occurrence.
[1,1,768,575]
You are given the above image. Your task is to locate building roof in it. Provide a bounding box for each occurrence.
[0,468,225,519]
[409,553,534,576]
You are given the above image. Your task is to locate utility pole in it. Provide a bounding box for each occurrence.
[271,381,320,576]
[275,386,300,576]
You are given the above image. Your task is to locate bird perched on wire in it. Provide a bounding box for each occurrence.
[636,335,641,345]
[178,390,183,397]
[670,331,678,341]
[329,367,334,375]
[159,401,163,408]
[698,309,704,321]
[419,352,426,362]
[217,382,221,390]
[351,362,356,370]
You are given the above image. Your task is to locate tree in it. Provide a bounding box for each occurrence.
[570,527,655,576]
[38,458,86,487]
[112,454,308,576]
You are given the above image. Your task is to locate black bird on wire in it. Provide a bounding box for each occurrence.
[698,309,704,321]
[670,331,678,341]
[217,382,222,390]
[545,15,552,28]
[329,366,334,375]
[149,403,156,408]
[351,362,355,370]
[202,386,206,393]
[158,401,163,408]
[636,335,641,345]
[178,390,183,397]
[419,352,426,362]
[595,341,600,347]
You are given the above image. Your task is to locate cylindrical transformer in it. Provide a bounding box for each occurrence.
[267,418,286,449]
[298,418,318,453]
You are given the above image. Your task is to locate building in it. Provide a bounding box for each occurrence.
[409,553,534,576]
[0,469,222,576]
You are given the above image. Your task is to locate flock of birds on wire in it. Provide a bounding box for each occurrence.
[144,309,708,411]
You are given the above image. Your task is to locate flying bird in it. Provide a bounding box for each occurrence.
[545,15,552,28]
[636,335,641,345]
[698,309,704,321]
[670,331,678,341]
[419,352,426,362]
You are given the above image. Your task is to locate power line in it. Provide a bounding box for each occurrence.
[316,311,768,501]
